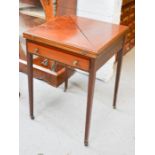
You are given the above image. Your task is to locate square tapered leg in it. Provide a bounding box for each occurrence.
[84,59,96,146]
[27,52,34,120]
[113,48,123,109]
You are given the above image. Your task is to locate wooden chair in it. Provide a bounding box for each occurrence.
[19,0,76,90]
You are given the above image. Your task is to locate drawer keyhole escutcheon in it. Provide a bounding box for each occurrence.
[73,60,79,66]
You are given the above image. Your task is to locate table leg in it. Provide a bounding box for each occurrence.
[27,52,34,120]
[64,67,68,92]
[113,48,123,109]
[64,79,68,92]
[84,59,96,146]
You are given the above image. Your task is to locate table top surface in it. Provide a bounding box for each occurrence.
[23,16,128,56]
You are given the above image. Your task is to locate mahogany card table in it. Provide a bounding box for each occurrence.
[23,15,128,146]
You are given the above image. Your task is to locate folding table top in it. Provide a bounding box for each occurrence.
[23,15,128,56]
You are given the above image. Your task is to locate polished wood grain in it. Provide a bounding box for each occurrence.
[84,59,96,146]
[24,16,128,57]
[64,67,69,92]
[40,0,54,21]
[24,15,128,146]
[19,1,75,88]
[113,48,124,109]
[19,59,74,87]
[27,51,34,120]
[96,37,124,70]
[27,41,90,71]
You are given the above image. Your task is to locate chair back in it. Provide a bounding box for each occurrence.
[40,0,54,21]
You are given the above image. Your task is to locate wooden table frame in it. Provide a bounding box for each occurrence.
[24,16,128,146]
[26,38,125,146]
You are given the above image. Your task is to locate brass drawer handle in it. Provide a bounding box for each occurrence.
[73,60,79,66]
[33,48,39,54]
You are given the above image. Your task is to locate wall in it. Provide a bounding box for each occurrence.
[77,0,123,81]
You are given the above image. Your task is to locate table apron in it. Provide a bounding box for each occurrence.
[96,37,124,71]
[27,41,90,72]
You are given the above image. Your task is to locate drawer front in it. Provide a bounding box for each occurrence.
[27,42,90,71]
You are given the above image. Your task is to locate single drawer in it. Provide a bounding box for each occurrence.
[27,42,90,71]
[19,58,75,87]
